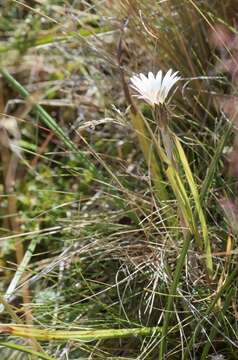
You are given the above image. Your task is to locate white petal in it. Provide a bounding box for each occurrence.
[155,70,162,87]
[160,70,180,101]
[161,69,173,90]
[130,84,144,96]
[130,76,141,86]
[130,74,153,94]
[162,76,180,100]
[138,73,153,91]
[165,73,179,89]
[130,77,144,91]
[148,72,155,81]
[139,73,149,82]
[150,80,158,93]
[156,70,162,80]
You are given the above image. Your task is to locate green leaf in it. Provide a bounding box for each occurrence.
[174,135,213,275]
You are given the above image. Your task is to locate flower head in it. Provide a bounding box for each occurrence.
[130,69,180,107]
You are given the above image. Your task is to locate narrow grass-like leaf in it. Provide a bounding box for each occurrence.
[200,121,233,203]
[0,68,100,178]
[0,341,55,360]
[159,230,193,360]
[0,236,39,313]
[200,287,234,360]
[185,262,238,357]
[166,166,196,233]
[174,135,213,275]
[0,325,162,341]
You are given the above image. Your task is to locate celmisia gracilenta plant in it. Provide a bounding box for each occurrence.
[129,69,213,359]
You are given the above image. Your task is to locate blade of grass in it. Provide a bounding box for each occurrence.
[174,135,213,275]
[200,121,233,203]
[0,68,100,178]
[166,166,198,235]
[0,341,55,360]
[0,325,163,341]
[159,230,193,360]
[185,261,238,357]
[0,236,39,313]
[200,287,234,360]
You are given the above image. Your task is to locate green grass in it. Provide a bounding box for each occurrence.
[0,0,238,359]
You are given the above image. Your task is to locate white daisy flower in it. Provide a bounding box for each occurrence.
[130,69,180,107]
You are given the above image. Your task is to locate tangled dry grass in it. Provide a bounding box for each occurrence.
[0,0,238,359]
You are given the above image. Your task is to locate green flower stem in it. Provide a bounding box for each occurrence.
[159,230,192,360]
[160,126,175,165]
